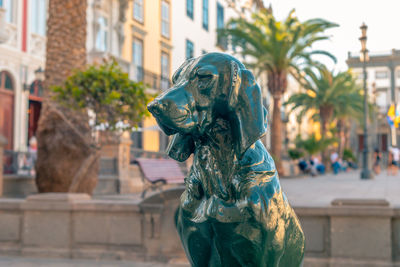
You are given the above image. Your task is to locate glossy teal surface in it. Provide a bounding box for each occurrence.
[148,53,305,267]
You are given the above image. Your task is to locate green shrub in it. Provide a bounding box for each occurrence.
[52,59,151,131]
[295,134,337,156]
[343,148,356,162]
[288,148,304,160]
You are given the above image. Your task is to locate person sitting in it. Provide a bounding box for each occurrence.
[298,158,309,174]
[331,151,341,175]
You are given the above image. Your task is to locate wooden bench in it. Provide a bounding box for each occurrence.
[135,158,185,198]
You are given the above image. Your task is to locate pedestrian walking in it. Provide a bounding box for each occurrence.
[373,148,381,175]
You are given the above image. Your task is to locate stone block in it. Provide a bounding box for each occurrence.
[331,216,391,260]
[23,211,70,248]
[0,212,20,241]
[110,214,142,245]
[74,212,110,244]
[74,211,142,246]
[299,216,328,255]
[93,176,119,195]
[3,175,38,198]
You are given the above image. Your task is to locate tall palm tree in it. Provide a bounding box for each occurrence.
[286,66,362,138]
[285,66,363,163]
[36,0,97,193]
[220,8,338,173]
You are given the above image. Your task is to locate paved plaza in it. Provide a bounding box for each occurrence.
[0,256,188,267]
[280,170,400,207]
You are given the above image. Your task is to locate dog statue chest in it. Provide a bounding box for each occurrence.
[192,141,237,201]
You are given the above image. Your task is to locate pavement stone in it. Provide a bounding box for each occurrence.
[280,170,400,207]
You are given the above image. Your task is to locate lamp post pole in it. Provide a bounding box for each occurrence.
[359,23,373,179]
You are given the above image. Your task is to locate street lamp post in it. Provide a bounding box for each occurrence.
[359,23,373,179]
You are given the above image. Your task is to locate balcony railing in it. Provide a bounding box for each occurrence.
[131,66,171,91]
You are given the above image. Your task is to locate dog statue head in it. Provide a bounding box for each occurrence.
[148,52,267,161]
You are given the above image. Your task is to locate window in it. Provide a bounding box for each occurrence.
[0,71,13,91]
[131,122,143,149]
[2,0,15,23]
[161,52,170,90]
[186,0,193,19]
[161,1,170,38]
[132,38,143,81]
[29,80,43,97]
[216,3,227,49]
[95,16,108,51]
[31,0,47,35]
[375,70,388,79]
[202,0,208,30]
[133,0,143,23]
[186,39,194,59]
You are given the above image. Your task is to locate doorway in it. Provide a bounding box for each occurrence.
[0,71,14,150]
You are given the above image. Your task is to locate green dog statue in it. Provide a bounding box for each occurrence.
[148,53,305,267]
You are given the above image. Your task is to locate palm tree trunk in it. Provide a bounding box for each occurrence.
[36,0,99,194]
[271,96,284,175]
[320,114,329,168]
[337,118,346,157]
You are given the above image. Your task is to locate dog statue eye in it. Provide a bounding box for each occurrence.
[198,73,213,80]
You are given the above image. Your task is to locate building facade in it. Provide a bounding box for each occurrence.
[123,0,173,152]
[0,0,47,151]
[172,0,263,72]
[346,49,400,154]
[0,0,128,153]
[0,0,265,154]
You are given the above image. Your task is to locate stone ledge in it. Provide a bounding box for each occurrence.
[0,199,23,210]
[25,193,91,202]
[21,193,91,211]
[331,198,390,206]
[295,205,394,217]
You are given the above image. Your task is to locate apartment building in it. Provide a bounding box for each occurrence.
[172,0,263,72]
[123,0,173,152]
[346,49,400,152]
[0,0,47,151]
[0,0,127,152]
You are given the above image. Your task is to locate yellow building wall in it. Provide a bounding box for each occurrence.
[123,0,172,152]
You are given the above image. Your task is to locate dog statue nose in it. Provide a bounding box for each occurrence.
[147,100,164,116]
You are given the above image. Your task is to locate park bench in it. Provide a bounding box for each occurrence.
[135,157,185,198]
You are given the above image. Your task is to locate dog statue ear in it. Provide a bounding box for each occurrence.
[167,133,195,162]
[228,63,266,160]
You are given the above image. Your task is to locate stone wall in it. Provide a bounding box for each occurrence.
[0,189,185,263]
[299,199,400,266]
[0,192,398,266]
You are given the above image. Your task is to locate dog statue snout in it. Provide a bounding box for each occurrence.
[147,100,165,116]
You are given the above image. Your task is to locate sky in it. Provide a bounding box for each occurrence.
[264,0,400,71]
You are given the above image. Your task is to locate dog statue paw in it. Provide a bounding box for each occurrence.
[148,53,305,267]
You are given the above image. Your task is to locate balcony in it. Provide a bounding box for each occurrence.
[87,50,131,74]
[130,66,171,92]
[87,51,171,92]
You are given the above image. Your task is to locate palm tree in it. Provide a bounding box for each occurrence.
[286,66,362,138]
[36,0,97,193]
[220,8,338,173]
[285,66,363,163]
